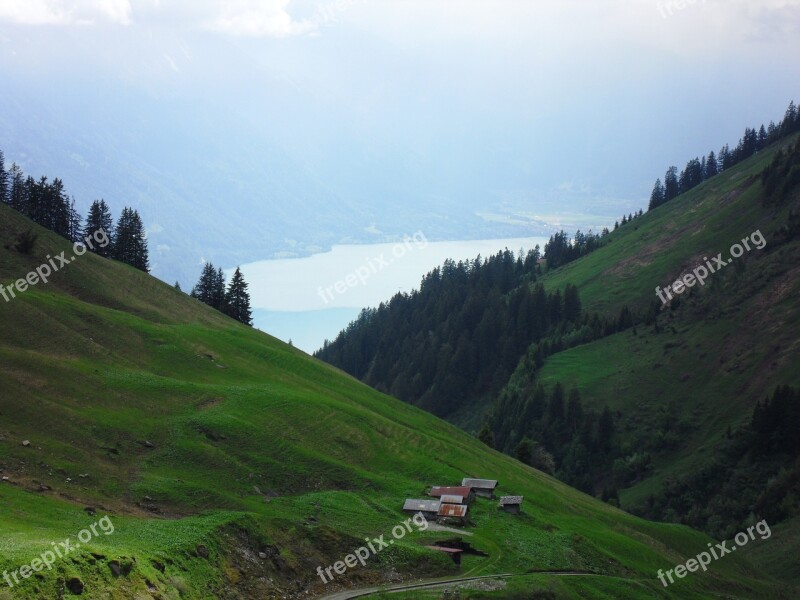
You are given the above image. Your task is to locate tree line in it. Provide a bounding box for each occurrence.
[189,262,253,326]
[542,209,644,271]
[648,100,800,211]
[0,152,150,272]
[0,149,253,326]
[316,248,592,418]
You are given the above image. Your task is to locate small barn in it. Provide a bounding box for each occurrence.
[430,486,475,503]
[403,499,441,520]
[439,494,464,505]
[461,478,499,499]
[437,503,468,525]
[498,496,523,514]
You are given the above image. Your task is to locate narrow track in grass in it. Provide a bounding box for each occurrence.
[318,571,596,600]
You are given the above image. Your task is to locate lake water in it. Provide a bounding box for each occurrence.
[238,235,550,353]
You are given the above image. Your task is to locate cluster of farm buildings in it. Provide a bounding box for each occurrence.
[402,478,523,526]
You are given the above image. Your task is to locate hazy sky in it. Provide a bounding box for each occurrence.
[1,0,799,274]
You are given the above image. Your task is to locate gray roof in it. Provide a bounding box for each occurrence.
[462,478,498,489]
[499,496,523,505]
[403,499,441,512]
[439,495,464,504]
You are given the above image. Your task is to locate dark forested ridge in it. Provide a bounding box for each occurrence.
[315,248,640,420]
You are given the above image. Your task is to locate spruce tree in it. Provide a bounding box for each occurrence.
[706,151,719,178]
[0,150,8,204]
[664,166,680,201]
[68,197,82,243]
[8,164,26,213]
[191,263,219,306]
[224,267,253,326]
[214,267,227,311]
[84,200,115,257]
[113,207,149,272]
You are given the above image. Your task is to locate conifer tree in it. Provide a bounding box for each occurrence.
[223,267,253,326]
[214,267,227,311]
[191,263,219,306]
[8,164,26,213]
[113,207,149,272]
[84,200,115,257]
[664,166,680,201]
[0,150,8,205]
[705,151,719,178]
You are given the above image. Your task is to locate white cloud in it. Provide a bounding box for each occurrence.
[197,0,313,37]
[0,0,132,25]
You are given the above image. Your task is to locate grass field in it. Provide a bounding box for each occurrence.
[0,199,795,598]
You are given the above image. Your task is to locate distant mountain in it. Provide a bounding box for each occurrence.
[0,48,569,287]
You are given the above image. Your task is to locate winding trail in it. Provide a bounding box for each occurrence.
[318,571,595,600]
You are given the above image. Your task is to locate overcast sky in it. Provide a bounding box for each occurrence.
[1,0,799,244]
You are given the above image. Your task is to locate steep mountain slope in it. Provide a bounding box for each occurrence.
[315,133,800,585]
[0,205,791,598]
[528,135,800,503]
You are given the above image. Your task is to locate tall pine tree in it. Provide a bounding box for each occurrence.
[664,166,680,201]
[224,267,253,326]
[648,178,666,210]
[191,263,220,307]
[113,207,149,272]
[84,199,115,257]
[0,150,8,204]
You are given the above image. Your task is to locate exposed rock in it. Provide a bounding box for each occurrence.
[22,440,31,447]
[66,577,84,594]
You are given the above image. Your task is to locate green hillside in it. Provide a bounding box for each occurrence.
[532,134,800,504]
[0,206,793,598]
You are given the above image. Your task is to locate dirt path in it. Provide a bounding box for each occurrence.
[424,523,474,536]
[318,571,594,600]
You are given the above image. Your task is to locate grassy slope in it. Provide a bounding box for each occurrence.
[521,136,800,574]
[0,204,791,599]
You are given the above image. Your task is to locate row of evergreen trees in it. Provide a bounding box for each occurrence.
[189,263,253,326]
[493,383,617,496]
[542,210,645,271]
[0,152,150,272]
[1,148,255,326]
[648,100,800,211]
[316,249,585,418]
